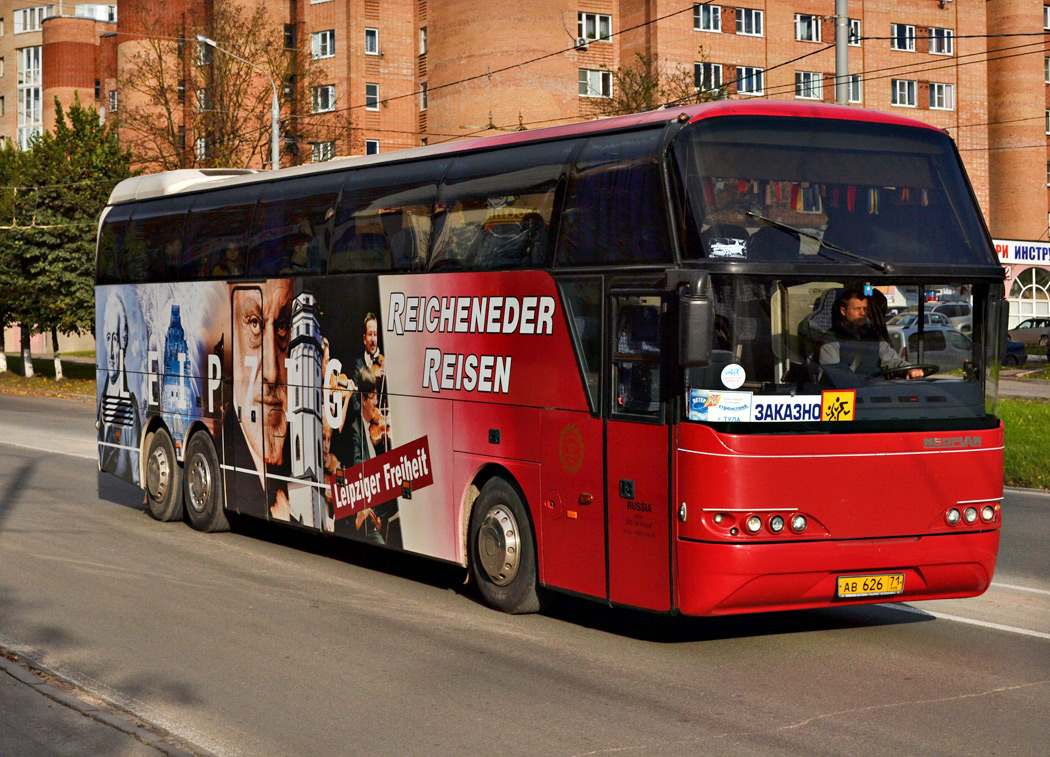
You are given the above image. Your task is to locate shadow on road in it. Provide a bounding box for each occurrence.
[96,470,146,512]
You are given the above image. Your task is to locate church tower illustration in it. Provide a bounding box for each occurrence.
[162,304,192,446]
[286,292,325,529]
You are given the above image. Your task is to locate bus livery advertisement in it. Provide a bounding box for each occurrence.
[97,101,1004,616]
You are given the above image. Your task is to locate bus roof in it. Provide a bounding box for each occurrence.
[107,101,945,206]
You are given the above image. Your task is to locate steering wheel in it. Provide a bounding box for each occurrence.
[872,363,939,379]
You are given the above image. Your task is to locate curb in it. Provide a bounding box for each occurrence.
[0,651,200,757]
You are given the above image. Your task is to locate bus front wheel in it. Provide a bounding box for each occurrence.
[469,478,540,614]
[145,428,183,522]
[183,431,230,533]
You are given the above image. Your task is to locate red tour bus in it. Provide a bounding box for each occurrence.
[96,101,1004,615]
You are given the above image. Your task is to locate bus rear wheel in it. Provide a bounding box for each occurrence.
[469,477,540,614]
[145,428,183,522]
[183,431,229,533]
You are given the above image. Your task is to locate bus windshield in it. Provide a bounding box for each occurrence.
[684,277,1002,431]
[672,116,994,268]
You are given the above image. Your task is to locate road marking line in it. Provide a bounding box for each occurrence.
[0,439,95,460]
[891,603,1050,640]
[991,581,1050,597]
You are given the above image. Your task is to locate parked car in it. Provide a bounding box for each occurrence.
[886,311,952,329]
[1008,316,1050,346]
[886,326,972,372]
[929,302,973,333]
[1003,340,1028,367]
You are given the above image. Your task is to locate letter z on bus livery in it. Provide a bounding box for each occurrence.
[97,100,1005,616]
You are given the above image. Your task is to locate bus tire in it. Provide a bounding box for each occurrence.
[183,431,230,533]
[145,428,183,522]
[469,477,540,614]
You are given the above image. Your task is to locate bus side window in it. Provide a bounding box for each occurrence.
[612,297,663,418]
[558,277,603,412]
[330,160,447,274]
[249,173,343,277]
[96,205,132,285]
[557,129,671,267]
[429,141,576,272]
[182,186,260,281]
[124,197,190,284]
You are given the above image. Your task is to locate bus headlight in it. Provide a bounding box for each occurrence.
[946,508,961,525]
[981,506,995,523]
[964,507,978,524]
[791,514,807,533]
[745,516,762,534]
[769,515,785,533]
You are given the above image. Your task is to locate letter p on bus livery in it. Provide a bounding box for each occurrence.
[96,100,1003,616]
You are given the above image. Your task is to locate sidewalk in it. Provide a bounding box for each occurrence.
[0,652,198,757]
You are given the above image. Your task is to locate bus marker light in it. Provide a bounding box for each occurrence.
[791,515,807,533]
[579,493,593,505]
[946,508,961,525]
[963,507,977,524]
[567,511,578,519]
[713,512,723,524]
[769,515,785,533]
[745,516,762,534]
[678,503,687,522]
[981,506,995,522]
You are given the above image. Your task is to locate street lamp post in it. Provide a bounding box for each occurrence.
[196,35,280,170]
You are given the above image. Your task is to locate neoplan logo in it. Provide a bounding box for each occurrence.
[923,436,982,449]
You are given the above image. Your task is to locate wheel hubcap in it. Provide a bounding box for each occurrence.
[186,453,211,514]
[147,446,170,502]
[477,504,520,586]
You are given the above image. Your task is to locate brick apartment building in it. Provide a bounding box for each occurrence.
[0,0,1048,324]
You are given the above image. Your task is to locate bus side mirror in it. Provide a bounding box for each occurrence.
[680,273,713,367]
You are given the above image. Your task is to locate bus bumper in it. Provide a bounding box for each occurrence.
[675,530,999,616]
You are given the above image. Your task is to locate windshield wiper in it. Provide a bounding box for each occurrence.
[746,211,894,273]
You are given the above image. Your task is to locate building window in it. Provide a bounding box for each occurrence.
[74,4,117,22]
[366,139,379,155]
[891,24,915,51]
[737,66,764,95]
[365,82,379,110]
[312,30,335,59]
[578,68,612,98]
[196,88,207,112]
[1046,110,1049,135]
[1,58,5,77]
[178,78,185,104]
[420,81,428,110]
[196,137,207,161]
[849,74,862,103]
[795,71,822,100]
[284,24,296,49]
[312,84,335,113]
[795,14,821,42]
[108,89,117,112]
[0,96,4,117]
[735,8,762,36]
[1046,160,1050,186]
[695,62,722,92]
[1045,56,1049,83]
[14,6,52,34]
[891,78,917,107]
[694,4,721,33]
[420,27,427,55]
[312,141,335,162]
[94,78,100,98]
[1045,6,1050,31]
[848,19,861,46]
[365,28,379,55]
[578,12,611,42]
[929,28,953,55]
[929,82,955,111]
[16,45,41,150]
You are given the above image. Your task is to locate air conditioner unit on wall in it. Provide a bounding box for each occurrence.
[575,37,589,51]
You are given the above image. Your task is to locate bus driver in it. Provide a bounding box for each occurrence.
[819,288,923,380]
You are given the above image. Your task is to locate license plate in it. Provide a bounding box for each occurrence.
[836,573,905,598]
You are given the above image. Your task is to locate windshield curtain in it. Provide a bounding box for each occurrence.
[673,116,994,268]
[685,276,1001,432]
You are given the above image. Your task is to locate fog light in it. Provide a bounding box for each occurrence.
[981,506,995,523]
[746,516,762,534]
[791,514,807,533]
[964,507,978,524]
[713,513,723,524]
[769,515,785,533]
[946,508,961,525]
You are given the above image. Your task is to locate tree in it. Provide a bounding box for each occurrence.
[0,143,26,374]
[118,0,342,170]
[598,51,725,117]
[3,95,134,379]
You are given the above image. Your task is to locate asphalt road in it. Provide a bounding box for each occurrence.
[0,392,1047,756]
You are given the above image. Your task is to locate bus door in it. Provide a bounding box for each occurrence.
[223,285,271,519]
[605,294,672,611]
